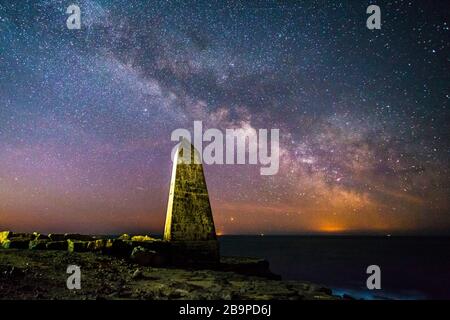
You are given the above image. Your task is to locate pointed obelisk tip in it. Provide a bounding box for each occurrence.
[176,138,202,165]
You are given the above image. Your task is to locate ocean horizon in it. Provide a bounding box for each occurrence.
[218,235,450,300]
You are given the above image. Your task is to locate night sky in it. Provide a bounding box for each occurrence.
[0,1,449,235]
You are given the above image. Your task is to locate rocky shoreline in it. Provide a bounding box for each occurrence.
[0,231,338,300]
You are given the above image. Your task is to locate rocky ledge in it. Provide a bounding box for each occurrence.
[0,231,338,300]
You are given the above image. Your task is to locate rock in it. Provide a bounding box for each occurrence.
[170,240,220,267]
[46,241,68,250]
[105,239,114,248]
[0,248,338,300]
[48,234,65,241]
[68,240,89,252]
[128,239,167,252]
[130,246,166,267]
[169,289,190,299]
[87,239,105,251]
[118,234,131,240]
[219,256,281,280]
[34,293,44,299]
[7,266,25,278]
[131,268,143,280]
[130,235,155,242]
[33,233,49,240]
[103,239,133,257]
[64,234,94,241]
[10,233,32,238]
[2,238,30,249]
[317,287,333,296]
[29,240,49,250]
[0,231,13,243]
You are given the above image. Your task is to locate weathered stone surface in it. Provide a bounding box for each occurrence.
[87,239,105,251]
[170,240,220,266]
[103,239,133,256]
[130,246,167,267]
[64,234,94,241]
[0,231,13,243]
[131,235,155,242]
[118,234,131,240]
[220,256,281,280]
[46,241,68,250]
[10,232,32,238]
[0,245,338,301]
[2,238,30,249]
[48,234,65,241]
[164,140,219,265]
[105,239,114,248]
[1,231,34,249]
[68,240,89,252]
[164,140,217,242]
[33,233,49,240]
[132,268,143,280]
[101,238,169,258]
[29,240,49,250]
[128,239,168,252]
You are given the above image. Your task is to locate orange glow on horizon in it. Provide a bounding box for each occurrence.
[318,224,347,233]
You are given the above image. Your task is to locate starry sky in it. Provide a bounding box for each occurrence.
[0,0,449,235]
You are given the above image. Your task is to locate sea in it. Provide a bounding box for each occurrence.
[218,235,450,300]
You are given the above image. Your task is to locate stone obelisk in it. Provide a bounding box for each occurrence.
[164,139,219,265]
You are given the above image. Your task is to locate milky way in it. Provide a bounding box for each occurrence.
[0,0,449,235]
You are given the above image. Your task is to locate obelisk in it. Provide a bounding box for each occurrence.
[164,138,219,265]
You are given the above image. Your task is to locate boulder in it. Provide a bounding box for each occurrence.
[68,240,89,252]
[317,287,333,296]
[46,241,68,250]
[131,268,143,280]
[2,238,31,249]
[64,234,94,241]
[128,239,168,252]
[87,239,105,251]
[118,234,131,240]
[219,256,281,280]
[0,231,13,243]
[103,239,133,257]
[48,234,65,241]
[1,231,34,243]
[130,246,167,267]
[131,235,156,242]
[29,240,49,250]
[169,240,220,267]
[105,239,114,249]
[33,232,49,240]
[10,232,32,238]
